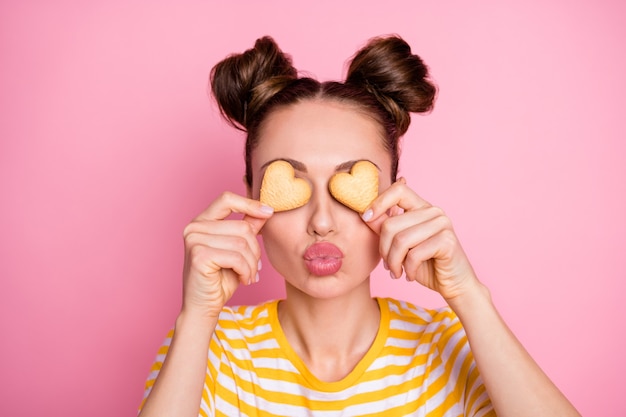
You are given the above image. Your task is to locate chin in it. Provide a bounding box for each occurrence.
[285,272,371,300]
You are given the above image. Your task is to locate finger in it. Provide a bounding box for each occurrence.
[242,214,271,235]
[402,231,461,291]
[189,244,256,286]
[378,207,448,274]
[362,210,388,235]
[404,247,437,288]
[196,191,274,223]
[184,220,263,260]
[361,204,405,236]
[361,179,429,232]
[402,237,440,284]
[384,214,452,279]
[185,219,262,285]
[186,231,260,277]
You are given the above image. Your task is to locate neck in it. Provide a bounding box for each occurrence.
[278,280,381,382]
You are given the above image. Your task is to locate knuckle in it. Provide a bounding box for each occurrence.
[393,180,406,190]
[437,214,453,231]
[183,222,199,239]
[380,219,393,236]
[232,235,248,251]
[240,220,255,235]
[392,229,410,248]
[406,247,424,265]
[231,220,255,240]
[429,205,446,218]
[233,253,252,276]
[188,243,206,259]
[441,228,457,244]
[220,190,237,204]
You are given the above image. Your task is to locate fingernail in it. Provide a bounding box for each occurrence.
[260,204,274,214]
[258,259,262,271]
[255,272,260,283]
[383,260,389,270]
[390,270,397,279]
[361,209,373,222]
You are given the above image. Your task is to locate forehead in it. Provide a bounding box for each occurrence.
[254,99,388,163]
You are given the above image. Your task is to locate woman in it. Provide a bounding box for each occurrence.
[139,35,580,416]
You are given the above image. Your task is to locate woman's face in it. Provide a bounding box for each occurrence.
[250,99,393,299]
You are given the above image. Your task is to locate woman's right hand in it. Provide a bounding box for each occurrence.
[181,191,274,321]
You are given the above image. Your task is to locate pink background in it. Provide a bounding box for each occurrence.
[1,1,625,415]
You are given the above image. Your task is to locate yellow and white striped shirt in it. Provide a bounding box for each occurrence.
[141,298,495,416]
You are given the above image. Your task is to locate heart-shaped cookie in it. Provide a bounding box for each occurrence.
[260,160,311,212]
[329,160,379,213]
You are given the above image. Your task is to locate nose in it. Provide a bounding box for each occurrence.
[306,184,338,237]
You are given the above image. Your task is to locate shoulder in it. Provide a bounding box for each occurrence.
[218,300,275,322]
[214,300,278,338]
[381,297,459,329]
[381,297,473,366]
[380,297,466,350]
[210,300,282,366]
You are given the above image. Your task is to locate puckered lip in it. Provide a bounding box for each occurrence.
[303,241,344,277]
[303,241,344,261]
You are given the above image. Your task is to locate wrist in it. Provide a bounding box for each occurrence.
[176,308,220,338]
[444,278,492,317]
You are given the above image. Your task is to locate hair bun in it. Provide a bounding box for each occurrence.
[210,36,297,130]
[346,35,437,135]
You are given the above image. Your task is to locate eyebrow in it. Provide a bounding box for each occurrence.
[260,158,381,173]
[335,159,381,172]
[261,158,308,173]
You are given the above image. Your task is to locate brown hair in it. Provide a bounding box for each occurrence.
[210,35,437,187]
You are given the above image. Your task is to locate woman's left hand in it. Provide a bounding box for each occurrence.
[362,178,479,302]
[363,179,583,416]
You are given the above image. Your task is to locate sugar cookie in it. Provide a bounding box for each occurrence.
[260,160,311,212]
[329,160,379,213]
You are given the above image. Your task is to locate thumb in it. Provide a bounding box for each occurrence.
[361,208,388,235]
[361,176,408,234]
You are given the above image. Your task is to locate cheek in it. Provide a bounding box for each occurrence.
[260,213,306,277]
[260,212,301,250]
[343,214,381,260]
[341,223,381,278]
[361,226,381,258]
